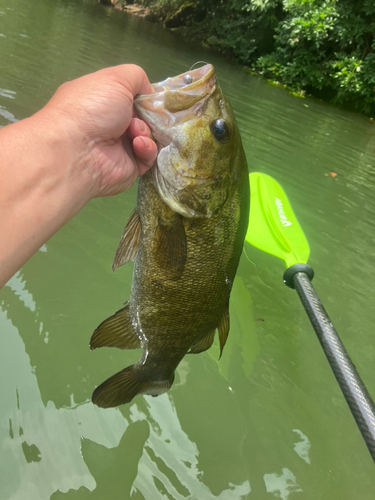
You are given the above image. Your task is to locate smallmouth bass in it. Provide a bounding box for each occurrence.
[90,64,250,407]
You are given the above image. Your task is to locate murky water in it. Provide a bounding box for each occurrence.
[1,0,375,498]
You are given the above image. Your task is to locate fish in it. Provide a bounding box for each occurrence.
[90,64,250,408]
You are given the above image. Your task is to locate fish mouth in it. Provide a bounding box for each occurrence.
[135,63,215,109]
[134,63,217,163]
[151,63,215,98]
[134,64,221,218]
[133,64,216,140]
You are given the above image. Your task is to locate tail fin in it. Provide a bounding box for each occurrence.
[92,365,174,408]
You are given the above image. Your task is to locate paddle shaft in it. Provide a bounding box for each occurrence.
[292,271,375,462]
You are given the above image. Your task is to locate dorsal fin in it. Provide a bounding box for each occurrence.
[113,208,141,271]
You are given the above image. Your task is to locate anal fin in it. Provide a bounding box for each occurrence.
[113,208,141,271]
[188,304,230,358]
[90,303,141,351]
[189,330,216,354]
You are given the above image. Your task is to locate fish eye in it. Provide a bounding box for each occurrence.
[211,119,230,142]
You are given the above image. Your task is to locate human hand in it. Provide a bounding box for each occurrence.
[0,64,158,287]
[40,64,158,198]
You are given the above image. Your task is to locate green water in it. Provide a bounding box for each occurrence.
[1,0,375,498]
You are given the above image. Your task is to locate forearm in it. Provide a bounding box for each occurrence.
[0,110,93,287]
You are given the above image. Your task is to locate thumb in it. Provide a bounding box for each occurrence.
[111,64,154,97]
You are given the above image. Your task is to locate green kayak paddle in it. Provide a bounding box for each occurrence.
[246,172,375,462]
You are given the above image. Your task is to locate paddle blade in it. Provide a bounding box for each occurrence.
[246,172,310,268]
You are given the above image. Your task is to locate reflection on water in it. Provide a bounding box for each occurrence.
[131,397,250,499]
[1,273,252,499]
[292,430,311,465]
[0,297,126,499]
[1,0,375,498]
[6,272,36,312]
[263,469,302,500]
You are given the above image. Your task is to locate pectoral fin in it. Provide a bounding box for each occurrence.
[113,208,141,271]
[90,303,141,351]
[189,330,216,354]
[217,303,230,359]
[154,216,187,277]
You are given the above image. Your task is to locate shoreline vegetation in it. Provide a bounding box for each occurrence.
[102,0,375,116]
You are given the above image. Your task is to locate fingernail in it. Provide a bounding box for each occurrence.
[136,119,147,134]
[139,136,150,148]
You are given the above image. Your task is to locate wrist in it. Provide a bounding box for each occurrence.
[35,106,98,206]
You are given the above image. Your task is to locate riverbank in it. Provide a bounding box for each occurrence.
[99,0,149,16]
[114,2,151,18]
[121,4,149,16]
[106,0,375,116]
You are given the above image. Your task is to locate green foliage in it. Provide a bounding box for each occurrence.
[232,0,280,12]
[257,0,375,113]
[141,0,282,62]
[141,0,375,114]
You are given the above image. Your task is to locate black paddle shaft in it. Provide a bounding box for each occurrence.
[284,265,375,462]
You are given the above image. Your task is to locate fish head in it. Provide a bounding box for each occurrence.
[134,64,243,218]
